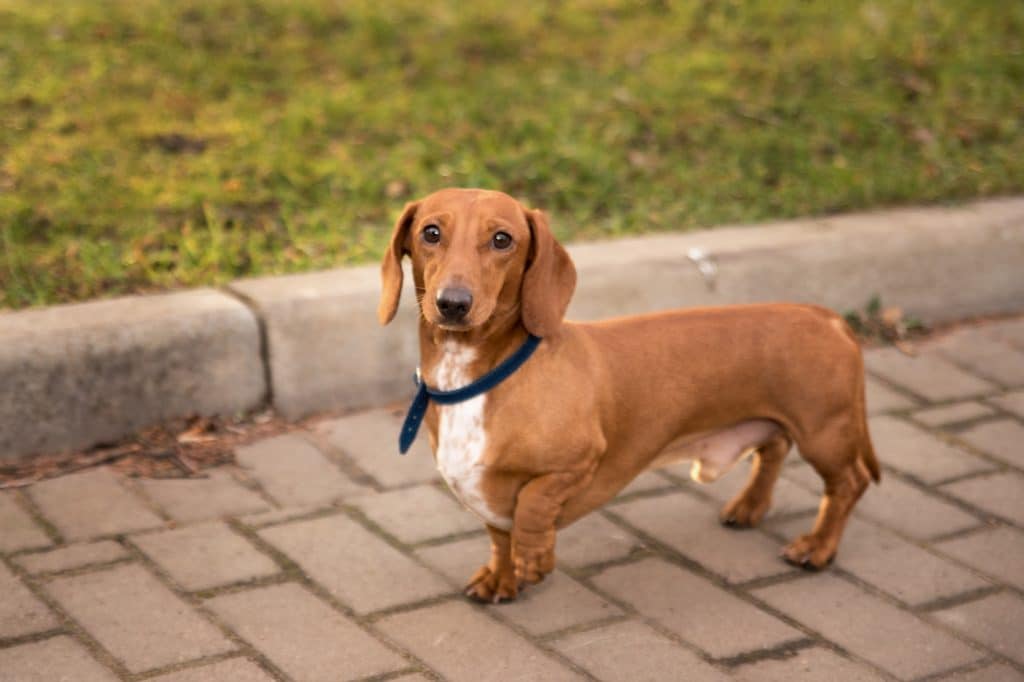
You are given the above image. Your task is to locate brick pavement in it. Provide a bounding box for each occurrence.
[2,317,1024,681]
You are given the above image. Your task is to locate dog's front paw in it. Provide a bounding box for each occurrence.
[512,544,555,585]
[464,565,518,604]
[781,532,837,571]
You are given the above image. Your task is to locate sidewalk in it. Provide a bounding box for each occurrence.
[2,316,1023,681]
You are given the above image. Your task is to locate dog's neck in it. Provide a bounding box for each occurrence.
[418,315,529,389]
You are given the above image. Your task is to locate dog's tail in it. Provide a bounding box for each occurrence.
[857,373,881,483]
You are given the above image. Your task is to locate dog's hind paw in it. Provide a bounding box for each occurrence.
[464,565,518,604]
[719,494,771,528]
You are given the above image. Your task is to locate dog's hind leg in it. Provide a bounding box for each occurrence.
[782,425,872,569]
[719,432,792,528]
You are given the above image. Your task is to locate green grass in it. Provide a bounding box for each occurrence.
[2,1,1022,309]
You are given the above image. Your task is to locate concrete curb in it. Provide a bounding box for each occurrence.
[2,197,1022,459]
[0,289,266,460]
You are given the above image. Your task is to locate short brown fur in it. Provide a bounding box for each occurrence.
[380,188,879,602]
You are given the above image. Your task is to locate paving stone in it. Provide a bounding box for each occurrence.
[27,468,163,541]
[557,512,647,568]
[0,491,51,554]
[45,564,233,673]
[0,561,58,639]
[933,593,1024,667]
[414,534,489,584]
[991,389,1024,419]
[987,318,1024,351]
[14,540,127,574]
[866,348,997,402]
[133,522,279,591]
[0,635,117,682]
[931,329,1024,386]
[754,574,981,680]
[317,409,439,488]
[593,558,802,658]
[149,658,276,682]
[936,526,1024,591]
[236,434,366,507]
[611,492,795,583]
[778,461,825,492]
[912,402,997,428]
[942,472,1024,526]
[417,536,620,636]
[494,571,622,636]
[735,646,885,682]
[613,470,673,498]
[775,518,989,606]
[138,470,269,523]
[851,474,981,540]
[351,484,481,544]
[376,600,584,681]
[865,376,919,414]
[259,514,448,614]
[868,416,994,484]
[942,662,1024,681]
[553,619,730,681]
[207,583,405,681]
[956,419,1024,468]
[986,318,1024,350]
[697,460,822,517]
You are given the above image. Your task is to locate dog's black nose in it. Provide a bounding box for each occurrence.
[436,287,473,323]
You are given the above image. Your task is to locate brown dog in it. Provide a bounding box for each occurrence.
[379,188,879,602]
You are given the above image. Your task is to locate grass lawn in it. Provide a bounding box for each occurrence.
[1,1,1022,309]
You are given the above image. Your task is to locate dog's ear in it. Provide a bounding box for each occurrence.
[521,207,577,337]
[378,201,419,325]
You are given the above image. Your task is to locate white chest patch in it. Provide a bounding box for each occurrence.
[432,343,512,530]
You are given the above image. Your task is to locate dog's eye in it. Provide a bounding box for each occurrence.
[422,225,442,244]
[491,231,513,250]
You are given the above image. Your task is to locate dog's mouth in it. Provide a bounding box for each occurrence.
[436,321,473,332]
[422,306,494,333]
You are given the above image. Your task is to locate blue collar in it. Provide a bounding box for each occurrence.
[398,334,542,454]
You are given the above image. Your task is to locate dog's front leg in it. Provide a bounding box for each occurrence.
[464,525,518,603]
[512,470,591,585]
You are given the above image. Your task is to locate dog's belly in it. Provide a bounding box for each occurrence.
[647,419,782,482]
[432,342,513,530]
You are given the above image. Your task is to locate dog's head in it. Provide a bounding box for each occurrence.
[377,188,576,338]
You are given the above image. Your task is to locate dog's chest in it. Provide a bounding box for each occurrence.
[432,344,511,530]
